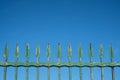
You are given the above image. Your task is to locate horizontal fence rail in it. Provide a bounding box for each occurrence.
[0,43,120,80]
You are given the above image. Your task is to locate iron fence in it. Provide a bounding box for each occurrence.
[0,43,120,80]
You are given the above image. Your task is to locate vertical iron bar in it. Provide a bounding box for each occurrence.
[57,43,61,80]
[26,66,29,80]
[89,44,93,80]
[15,66,18,80]
[101,67,104,80]
[79,67,82,80]
[36,46,40,80]
[69,65,72,80]
[110,44,115,80]
[14,59,18,80]
[100,45,104,80]
[90,67,93,80]
[68,44,72,80]
[26,44,30,80]
[58,67,60,80]
[4,44,8,80]
[58,58,61,80]
[15,44,19,80]
[47,43,50,80]
[78,45,82,80]
[36,58,39,80]
[48,58,50,80]
[112,67,115,80]
[4,66,7,80]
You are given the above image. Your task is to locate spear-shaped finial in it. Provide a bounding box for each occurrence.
[46,43,51,60]
[110,44,114,62]
[68,44,72,60]
[26,43,30,61]
[15,44,19,60]
[4,43,8,61]
[89,43,93,62]
[100,44,104,62]
[57,43,61,59]
[78,45,82,61]
[36,45,40,59]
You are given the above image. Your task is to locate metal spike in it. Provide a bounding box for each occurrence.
[110,44,114,62]
[4,44,8,61]
[78,45,82,61]
[4,43,8,80]
[26,43,30,61]
[15,44,19,60]
[36,45,40,80]
[89,43,93,62]
[68,44,72,60]
[57,43,61,59]
[78,45,83,80]
[100,44,104,62]
[36,45,40,59]
[46,43,50,60]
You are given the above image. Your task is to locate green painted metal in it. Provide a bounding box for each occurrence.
[58,43,61,80]
[14,44,19,80]
[89,44,93,80]
[100,45,104,80]
[47,43,51,80]
[36,45,40,80]
[68,44,72,80]
[0,62,120,67]
[26,44,30,80]
[0,43,120,80]
[4,44,8,80]
[110,44,115,80]
[78,45,82,80]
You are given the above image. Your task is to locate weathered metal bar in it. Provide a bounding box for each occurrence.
[26,44,30,80]
[68,44,72,80]
[69,66,72,80]
[47,43,50,80]
[89,44,93,80]
[14,44,19,80]
[58,43,61,80]
[3,44,8,80]
[78,45,82,80]
[90,67,93,80]
[110,44,115,80]
[36,45,40,80]
[101,67,104,80]
[58,67,61,80]
[112,67,115,80]
[100,45,104,80]
[4,67,7,80]
[79,67,82,80]
[0,62,120,67]
[14,67,18,80]
[26,67,29,80]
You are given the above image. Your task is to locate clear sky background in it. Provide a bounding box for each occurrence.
[0,0,120,80]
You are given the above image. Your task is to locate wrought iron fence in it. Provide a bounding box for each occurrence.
[0,43,120,80]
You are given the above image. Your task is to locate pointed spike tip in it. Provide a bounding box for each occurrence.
[57,43,61,59]
[68,44,72,59]
[15,44,19,59]
[78,45,82,59]
[36,45,40,58]
[26,43,30,60]
[46,43,51,59]
[89,43,93,61]
[110,44,114,62]
[4,43,8,60]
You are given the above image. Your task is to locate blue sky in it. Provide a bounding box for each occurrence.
[0,0,120,80]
